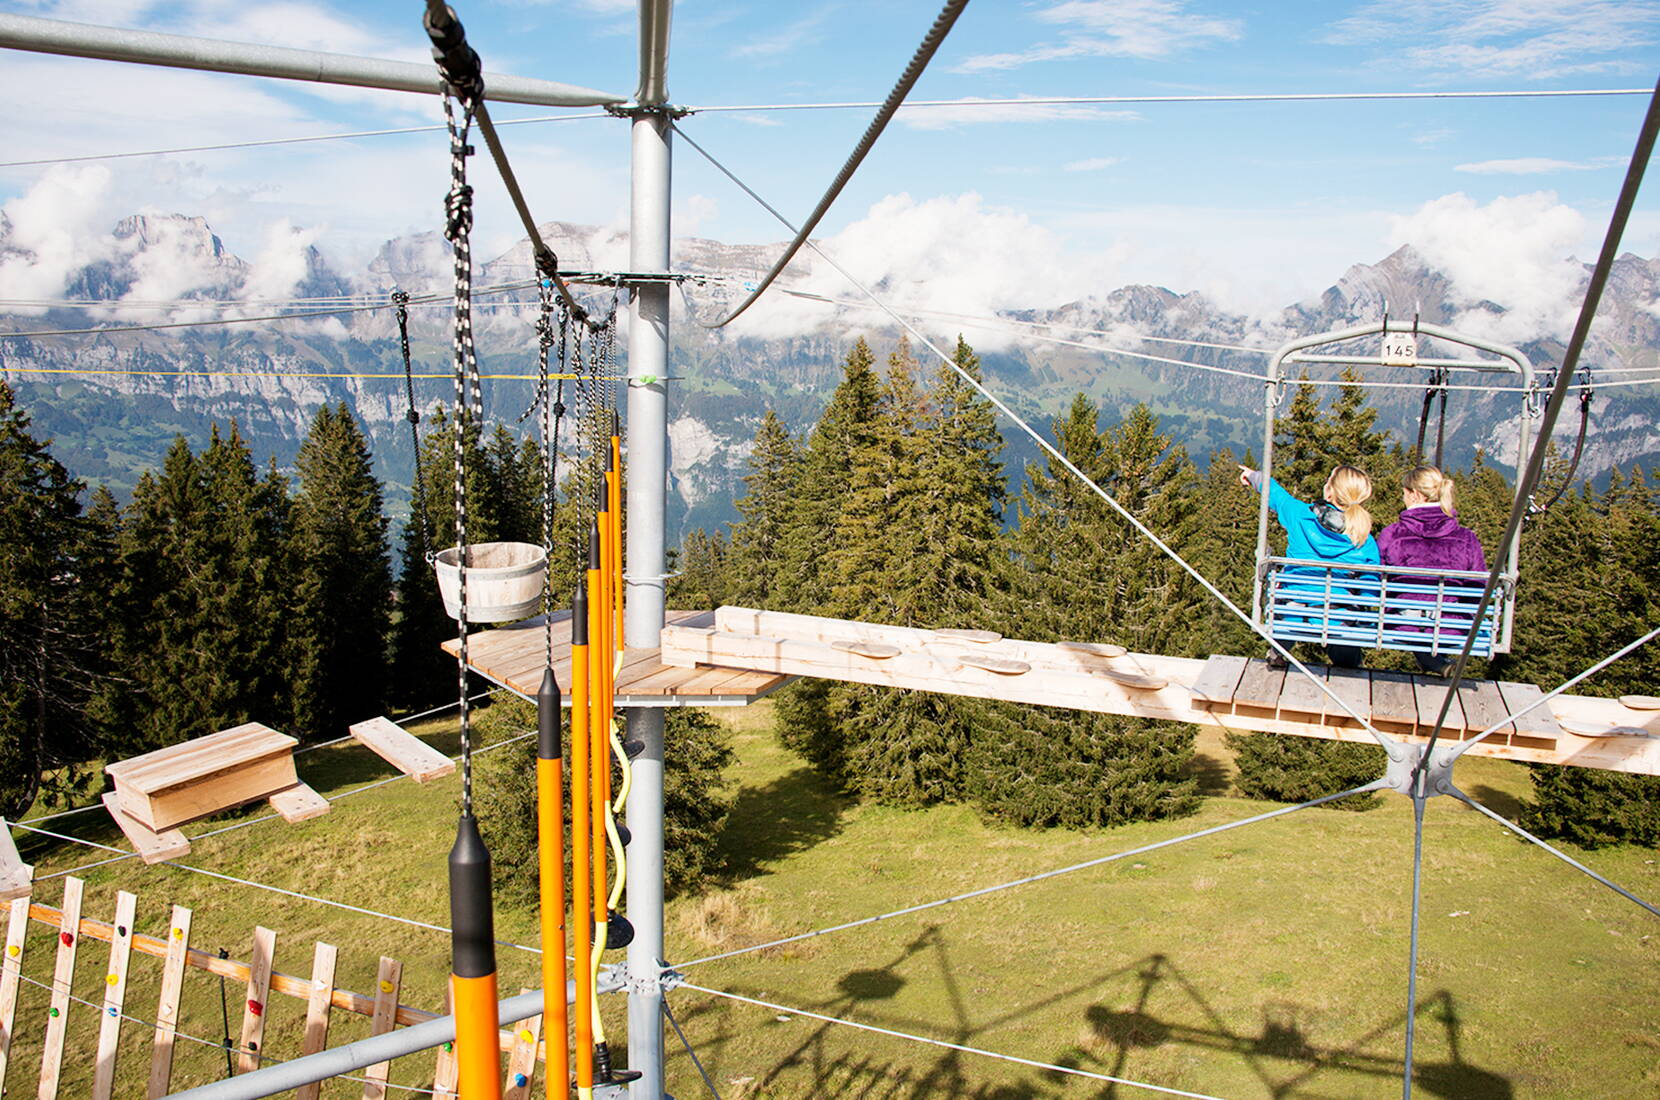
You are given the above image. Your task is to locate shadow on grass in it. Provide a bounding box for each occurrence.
[714,765,849,882]
[673,943,1514,1100]
[1052,954,1514,1099]
[1187,750,1232,796]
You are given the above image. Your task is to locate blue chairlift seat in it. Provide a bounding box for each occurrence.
[1263,557,1505,658]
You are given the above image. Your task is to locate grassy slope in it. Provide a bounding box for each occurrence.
[7,704,1657,1099]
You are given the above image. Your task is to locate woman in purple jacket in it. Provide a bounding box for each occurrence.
[1376,465,1486,673]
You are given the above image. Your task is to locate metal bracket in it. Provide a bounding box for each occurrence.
[1381,743,1460,798]
[659,965,685,993]
[598,962,630,996]
[621,959,671,998]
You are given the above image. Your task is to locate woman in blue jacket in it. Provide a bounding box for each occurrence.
[1239,464,1379,668]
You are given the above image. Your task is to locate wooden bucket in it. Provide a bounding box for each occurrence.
[432,542,547,623]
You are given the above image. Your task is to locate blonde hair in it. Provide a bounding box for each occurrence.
[1404,464,1455,515]
[1325,465,1374,546]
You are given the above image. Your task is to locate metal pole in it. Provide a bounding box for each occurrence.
[0,12,625,107]
[624,9,672,1084]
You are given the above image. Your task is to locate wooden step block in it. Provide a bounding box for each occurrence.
[106,723,299,832]
[101,794,189,865]
[267,784,330,824]
[0,821,31,902]
[1620,694,1660,711]
[349,717,456,783]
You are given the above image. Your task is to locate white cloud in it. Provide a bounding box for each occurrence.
[1065,156,1122,172]
[240,219,324,303]
[1389,191,1587,343]
[0,165,118,309]
[897,99,1140,130]
[1454,157,1599,175]
[1325,0,1660,79]
[731,11,830,61]
[725,192,1128,345]
[956,0,1241,72]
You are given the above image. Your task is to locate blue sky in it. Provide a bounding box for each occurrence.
[3,0,1659,325]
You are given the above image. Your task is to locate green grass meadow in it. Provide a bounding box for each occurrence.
[7,702,1657,1098]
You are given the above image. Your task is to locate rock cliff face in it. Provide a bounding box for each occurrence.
[2,216,1656,541]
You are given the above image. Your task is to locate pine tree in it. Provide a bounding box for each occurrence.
[1275,377,1328,499]
[969,396,1200,826]
[286,404,392,741]
[727,410,799,609]
[669,528,729,611]
[114,425,289,749]
[0,382,106,816]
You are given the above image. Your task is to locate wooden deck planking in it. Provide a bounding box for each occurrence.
[1496,682,1563,743]
[1276,665,1330,719]
[1415,677,1467,733]
[1325,668,1373,727]
[1456,681,1516,742]
[1232,659,1288,711]
[1368,672,1419,728]
[1190,655,1249,708]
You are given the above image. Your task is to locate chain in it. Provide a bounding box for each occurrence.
[393,289,429,552]
[442,84,480,817]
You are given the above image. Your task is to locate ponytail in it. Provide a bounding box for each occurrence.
[1405,465,1456,516]
[1327,465,1374,546]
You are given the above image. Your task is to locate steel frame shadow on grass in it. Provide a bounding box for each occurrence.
[667,938,1513,1099]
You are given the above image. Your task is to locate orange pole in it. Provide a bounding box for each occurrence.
[569,586,593,1095]
[450,973,502,1100]
[586,526,609,941]
[534,671,568,1095]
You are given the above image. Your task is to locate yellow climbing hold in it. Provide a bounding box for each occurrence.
[5,945,17,958]
[379,979,394,994]
[172,927,183,940]
[106,973,119,986]
[519,1029,534,1044]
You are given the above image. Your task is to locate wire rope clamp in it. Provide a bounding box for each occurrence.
[432,542,548,622]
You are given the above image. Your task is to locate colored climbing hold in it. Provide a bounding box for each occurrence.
[379,979,394,994]
[59,932,73,947]
[116,926,126,937]
[443,1042,453,1053]
[519,1028,534,1043]
[514,1073,528,1087]
[49,1007,59,1017]
[247,999,263,1017]
[5,944,17,957]
[172,927,183,940]
[106,973,119,986]
[107,1006,118,1018]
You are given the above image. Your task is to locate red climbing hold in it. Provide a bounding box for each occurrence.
[248,999,263,1017]
[59,932,73,947]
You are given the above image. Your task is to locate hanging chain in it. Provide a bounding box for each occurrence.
[442,85,481,817]
[393,289,429,554]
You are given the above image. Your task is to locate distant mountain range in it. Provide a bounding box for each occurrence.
[2,213,1657,543]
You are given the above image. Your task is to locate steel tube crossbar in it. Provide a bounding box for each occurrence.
[0,13,625,107]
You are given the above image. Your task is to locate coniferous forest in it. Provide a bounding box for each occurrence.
[3,333,1658,874]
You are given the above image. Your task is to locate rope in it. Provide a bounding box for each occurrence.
[674,121,1403,752]
[440,83,482,819]
[703,0,971,328]
[0,112,610,169]
[675,781,1381,970]
[1527,370,1594,520]
[1447,790,1660,919]
[394,288,431,555]
[684,88,1654,113]
[663,996,723,1100]
[677,982,1228,1100]
[1415,72,1660,771]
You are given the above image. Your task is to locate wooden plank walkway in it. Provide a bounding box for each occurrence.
[649,607,1660,776]
[443,609,791,706]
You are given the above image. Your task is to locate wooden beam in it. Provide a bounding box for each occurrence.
[238,927,276,1074]
[38,876,82,1100]
[350,717,456,783]
[101,793,189,865]
[660,611,1660,775]
[146,905,191,1100]
[107,723,299,832]
[295,942,338,1100]
[0,892,29,1093]
[0,823,31,902]
[268,783,330,824]
[91,890,137,1100]
[362,956,401,1100]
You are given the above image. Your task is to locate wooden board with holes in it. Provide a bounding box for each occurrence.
[268,783,330,824]
[106,723,299,832]
[102,793,190,865]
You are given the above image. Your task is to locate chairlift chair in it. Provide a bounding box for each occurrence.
[1249,319,1538,659]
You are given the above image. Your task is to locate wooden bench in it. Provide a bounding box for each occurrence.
[349,717,455,784]
[104,723,328,862]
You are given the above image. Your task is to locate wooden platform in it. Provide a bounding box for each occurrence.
[655,607,1660,776]
[442,609,792,707]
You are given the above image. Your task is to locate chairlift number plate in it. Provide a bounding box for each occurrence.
[1381,332,1417,366]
